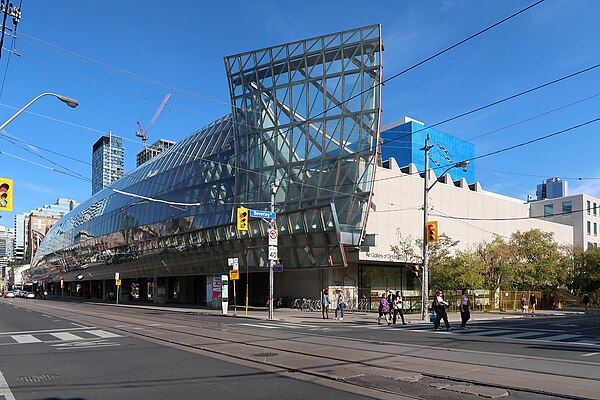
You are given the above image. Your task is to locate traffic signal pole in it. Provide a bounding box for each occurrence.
[268,182,277,320]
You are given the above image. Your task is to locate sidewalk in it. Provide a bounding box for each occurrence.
[55,295,586,325]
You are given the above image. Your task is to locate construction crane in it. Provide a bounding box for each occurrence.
[136,93,171,148]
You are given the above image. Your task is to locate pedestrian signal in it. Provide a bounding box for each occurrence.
[237,207,249,231]
[0,177,12,212]
[426,221,438,243]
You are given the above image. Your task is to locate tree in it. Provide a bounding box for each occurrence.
[426,233,459,290]
[389,230,420,265]
[572,247,600,295]
[509,229,567,290]
[476,236,513,309]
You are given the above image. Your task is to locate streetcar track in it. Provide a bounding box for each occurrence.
[12,301,598,400]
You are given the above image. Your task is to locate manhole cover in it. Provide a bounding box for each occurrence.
[250,352,279,357]
[18,374,58,383]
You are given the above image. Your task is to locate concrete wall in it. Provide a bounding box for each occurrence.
[362,164,573,261]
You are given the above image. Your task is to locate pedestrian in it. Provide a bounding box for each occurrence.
[460,288,470,329]
[433,289,451,330]
[520,294,527,313]
[43,290,48,300]
[322,288,330,319]
[393,290,406,325]
[548,292,556,310]
[387,290,395,321]
[377,293,390,325]
[530,293,537,314]
[583,293,590,312]
[335,290,345,320]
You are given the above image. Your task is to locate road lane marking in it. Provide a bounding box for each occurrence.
[48,332,85,341]
[239,323,279,329]
[70,323,88,328]
[498,331,546,339]
[582,352,599,357]
[541,334,579,342]
[0,371,16,400]
[463,329,513,336]
[0,327,96,336]
[85,330,121,339]
[12,335,42,344]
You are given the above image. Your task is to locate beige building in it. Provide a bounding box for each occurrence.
[530,194,600,251]
[361,160,574,264]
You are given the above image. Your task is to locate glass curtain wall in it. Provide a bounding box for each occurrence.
[225,25,383,243]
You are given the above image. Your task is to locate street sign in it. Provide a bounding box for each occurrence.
[115,279,122,286]
[268,246,278,261]
[115,272,120,280]
[273,265,283,272]
[233,258,239,270]
[268,228,278,246]
[228,258,233,267]
[229,270,239,280]
[249,209,276,219]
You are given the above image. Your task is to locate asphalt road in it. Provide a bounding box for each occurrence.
[0,299,377,400]
[2,298,599,400]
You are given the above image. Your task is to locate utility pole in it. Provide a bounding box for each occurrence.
[420,133,433,321]
[268,181,277,320]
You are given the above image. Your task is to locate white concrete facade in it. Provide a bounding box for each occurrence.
[529,194,600,251]
[361,162,574,262]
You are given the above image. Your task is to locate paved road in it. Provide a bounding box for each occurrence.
[234,313,600,363]
[0,300,379,400]
[2,298,599,399]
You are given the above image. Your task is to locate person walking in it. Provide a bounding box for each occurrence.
[583,293,590,312]
[433,289,451,330]
[460,288,470,329]
[530,293,537,314]
[377,293,391,325]
[387,290,395,321]
[393,290,406,325]
[335,290,345,320]
[520,294,527,313]
[322,288,330,319]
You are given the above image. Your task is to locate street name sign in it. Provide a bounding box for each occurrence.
[249,209,276,219]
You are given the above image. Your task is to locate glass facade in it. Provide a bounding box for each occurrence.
[30,26,383,285]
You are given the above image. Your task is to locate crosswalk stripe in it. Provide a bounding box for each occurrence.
[463,329,512,336]
[541,334,580,342]
[48,332,85,341]
[12,334,42,344]
[239,323,279,329]
[498,331,546,339]
[85,330,121,339]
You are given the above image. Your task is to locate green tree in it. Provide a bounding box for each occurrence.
[476,236,513,309]
[509,229,567,290]
[572,247,600,294]
[427,233,459,290]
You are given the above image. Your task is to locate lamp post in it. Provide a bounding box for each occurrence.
[420,132,469,320]
[0,92,79,131]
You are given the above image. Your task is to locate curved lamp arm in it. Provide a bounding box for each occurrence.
[0,92,79,131]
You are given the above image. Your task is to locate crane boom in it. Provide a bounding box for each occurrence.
[135,93,171,147]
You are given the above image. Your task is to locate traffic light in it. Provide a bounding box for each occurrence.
[426,221,438,243]
[0,177,12,212]
[412,265,421,277]
[237,207,249,231]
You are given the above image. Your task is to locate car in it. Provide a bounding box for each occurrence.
[3,291,15,298]
[26,292,36,299]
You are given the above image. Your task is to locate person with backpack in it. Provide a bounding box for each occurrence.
[393,290,406,325]
[377,293,390,325]
[433,289,451,330]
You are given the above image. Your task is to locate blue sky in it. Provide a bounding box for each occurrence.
[1,0,599,226]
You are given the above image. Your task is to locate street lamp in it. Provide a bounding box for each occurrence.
[0,92,79,131]
[420,132,469,321]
